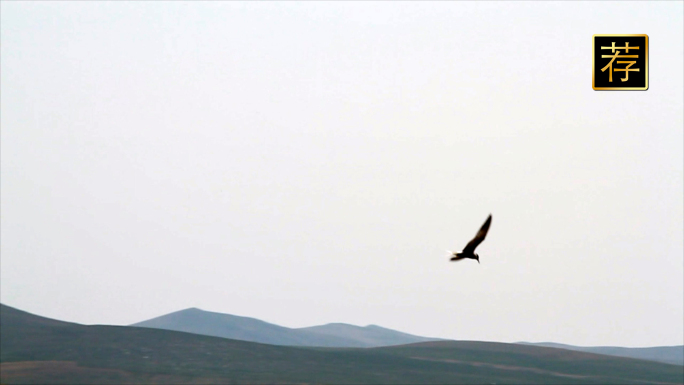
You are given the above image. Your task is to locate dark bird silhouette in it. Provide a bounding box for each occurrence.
[448,214,492,264]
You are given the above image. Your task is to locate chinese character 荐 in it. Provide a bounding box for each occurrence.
[601,42,640,82]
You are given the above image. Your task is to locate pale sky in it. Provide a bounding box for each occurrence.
[1,1,682,348]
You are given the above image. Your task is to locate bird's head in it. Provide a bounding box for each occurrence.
[475,254,480,264]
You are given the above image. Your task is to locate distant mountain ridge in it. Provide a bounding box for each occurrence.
[298,322,439,347]
[518,342,683,366]
[131,307,442,348]
[131,308,684,367]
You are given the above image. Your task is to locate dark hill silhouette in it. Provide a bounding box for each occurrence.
[131,307,441,347]
[2,303,683,384]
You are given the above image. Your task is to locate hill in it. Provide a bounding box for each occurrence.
[2,303,683,384]
[297,322,441,347]
[519,342,684,366]
[131,307,440,347]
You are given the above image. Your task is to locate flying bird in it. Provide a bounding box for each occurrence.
[448,214,492,264]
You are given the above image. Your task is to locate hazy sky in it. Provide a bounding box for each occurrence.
[2,1,682,348]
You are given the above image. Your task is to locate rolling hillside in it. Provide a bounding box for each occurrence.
[519,342,684,366]
[131,307,440,347]
[2,303,683,384]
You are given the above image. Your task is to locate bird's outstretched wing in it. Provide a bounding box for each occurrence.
[462,214,492,255]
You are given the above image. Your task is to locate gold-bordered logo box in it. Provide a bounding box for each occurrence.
[593,34,648,91]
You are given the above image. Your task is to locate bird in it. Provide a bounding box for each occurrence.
[448,214,492,264]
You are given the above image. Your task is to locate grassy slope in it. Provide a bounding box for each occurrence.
[519,342,684,366]
[377,341,684,384]
[2,304,683,384]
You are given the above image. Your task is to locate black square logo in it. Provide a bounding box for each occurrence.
[593,35,648,91]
